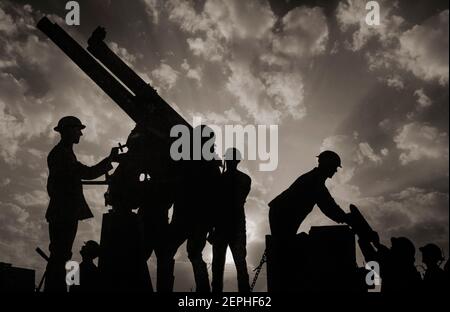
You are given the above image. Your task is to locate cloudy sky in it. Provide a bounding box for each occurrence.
[0,0,448,291]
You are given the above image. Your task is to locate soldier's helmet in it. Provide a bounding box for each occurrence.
[54,116,86,132]
[80,240,100,259]
[224,147,242,162]
[420,243,444,263]
[391,236,416,260]
[317,150,342,168]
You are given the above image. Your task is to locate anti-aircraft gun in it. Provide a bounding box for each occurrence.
[36,17,220,291]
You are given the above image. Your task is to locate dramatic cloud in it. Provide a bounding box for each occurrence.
[142,0,160,25]
[337,1,449,85]
[262,71,305,120]
[414,89,432,109]
[0,6,17,35]
[396,10,449,85]
[151,63,179,90]
[357,142,383,165]
[336,0,404,51]
[273,6,329,57]
[383,75,405,90]
[358,187,449,250]
[181,59,202,86]
[166,0,329,124]
[394,122,449,165]
[225,63,281,125]
[321,134,386,168]
[110,41,139,67]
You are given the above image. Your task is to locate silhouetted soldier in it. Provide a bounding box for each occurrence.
[45,116,118,292]
[168,125,221,292]
[267,151,349,291]
[211,148,251,293]
[420,243,447,292]
[269,150,348,237]
[138,177,174,292]
[358,233,422,292]
[70,240,100,292]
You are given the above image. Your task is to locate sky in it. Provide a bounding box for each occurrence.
[0,0,448,291]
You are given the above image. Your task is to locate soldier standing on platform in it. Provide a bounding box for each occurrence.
[168,125,222,292]
[267,150,349,291]
[45,116,118,292]
[269,150,349,237]
[211,148,251,293]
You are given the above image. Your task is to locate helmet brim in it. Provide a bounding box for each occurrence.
[54,124,86,132]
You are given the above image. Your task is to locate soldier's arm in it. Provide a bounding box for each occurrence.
[77,147,119,180]
[77,157,113,180]
[316,187,348,224]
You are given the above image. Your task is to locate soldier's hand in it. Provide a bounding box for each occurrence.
[109,147,120,162]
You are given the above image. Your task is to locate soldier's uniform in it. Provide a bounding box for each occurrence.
[45,142,112,292]
[269,167,347,237]
[169,158,221,292]
[267,153,347,292]
[211,168,251,292]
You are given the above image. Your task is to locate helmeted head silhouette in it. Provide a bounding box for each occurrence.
[224,147,242,162]
[54,116,85,144]
[391,237,416,263]
[80,240,100,260]
[54,116,85,132]
[223,147,242,171]
[317,150,341,178]
[420,243,444,265]
[317,150,341,167]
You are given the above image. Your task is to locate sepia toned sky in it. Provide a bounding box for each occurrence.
[0,0,448,291]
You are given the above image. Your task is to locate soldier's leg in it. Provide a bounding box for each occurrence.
[229,231,250,292]
[155,247,174,292]
[154,224,175,292]
[159,221,189,292]
[45,221,78,292]
[137,213,155,261]
[211,236,228,293]
[187,226,210,292]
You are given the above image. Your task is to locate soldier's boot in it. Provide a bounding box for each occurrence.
[236,263,250,292]
[190,258,211,292]
[157,258,175,292]
[44,255,69,292]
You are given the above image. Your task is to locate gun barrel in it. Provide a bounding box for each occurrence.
[37,17,139,123]
[86,27,191,134]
